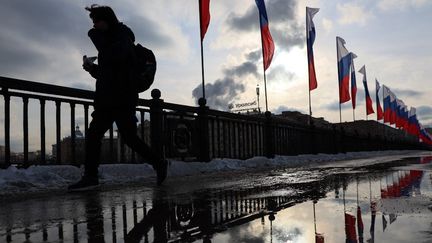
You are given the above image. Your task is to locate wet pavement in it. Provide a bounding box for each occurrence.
[1,154,432,242]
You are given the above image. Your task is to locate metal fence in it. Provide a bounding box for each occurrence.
[0,76,429,168]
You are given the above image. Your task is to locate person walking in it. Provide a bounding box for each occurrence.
[69,5,167,190]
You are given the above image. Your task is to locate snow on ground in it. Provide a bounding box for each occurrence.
[0,150,430,196]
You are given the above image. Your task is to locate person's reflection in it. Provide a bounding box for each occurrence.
[84,193,105,243]
[125,191,169,243]
[195,195,213,243]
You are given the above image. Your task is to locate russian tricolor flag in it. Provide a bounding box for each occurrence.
[390,93,397,124]
[376,80,384,120]
[337,37,351,103]
[403,106,409,130]
[256,0,275,71]
[306,7,319,91]
[383,85,396,124]
[408,107,419,135]
[359,65,374,115]
[396,99,404,128]
[351,53,358,109]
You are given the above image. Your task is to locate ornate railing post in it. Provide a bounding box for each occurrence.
[264,111,274,158]
[3,88,11,168]
[40,99,46,164]
[55,101,61,164]
[150,89,164,162]
[23,97,29,166]
[197,98,210,162]
[70,102,76,166]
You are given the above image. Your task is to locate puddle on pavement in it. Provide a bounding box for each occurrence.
[1,156,432,242]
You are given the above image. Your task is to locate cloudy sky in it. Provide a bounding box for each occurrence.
[1,0,431,152]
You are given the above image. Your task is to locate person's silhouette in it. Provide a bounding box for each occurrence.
[69,5,167,191]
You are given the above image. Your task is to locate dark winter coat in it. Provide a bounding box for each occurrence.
[88,23,138,110]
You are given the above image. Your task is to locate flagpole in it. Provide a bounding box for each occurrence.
[313,201,317,234]
[336,38,342,123]
[383,85,385,140]
[263,70,269,112]
[198,0,206,100]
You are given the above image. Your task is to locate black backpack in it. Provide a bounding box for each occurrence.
[133,43,156,93]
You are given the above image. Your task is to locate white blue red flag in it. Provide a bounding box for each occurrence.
[306,7,319,90]
[337,37,351,103]
[390,91,397,124]
[408,107,420,136]
[376,80,384,120]
[256,0,275,71]
[359,65,374,115]
[396,99,404,128]
[383,85,395,124]
[351,53,358,109]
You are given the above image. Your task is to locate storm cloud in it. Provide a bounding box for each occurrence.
[0,0,176,82]
[192,77,246,110]
[417,106,432,121]
[392,88,423,98]
[192,50,262,110]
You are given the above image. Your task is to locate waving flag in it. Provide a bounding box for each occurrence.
[199,0,211,40]
[307,7,319,90]
[345,213,358,243]
[396,99,404,128]
[396,100,408,129]
[376,80,384,120]
[408,107,418,135]
[390,91,397,124]
[402,104,408,130]
[315,233,325,243]
[256,0,275,71]
[359,65,374,115]
[337,37,351,103]
[351,53,358,109]
[383,85,396,124]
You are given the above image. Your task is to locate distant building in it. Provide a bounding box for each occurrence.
[276,110,333,129]
[274,110,418,142]
[51,122,151,164]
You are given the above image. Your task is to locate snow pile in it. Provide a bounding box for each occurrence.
[0,150,429,196]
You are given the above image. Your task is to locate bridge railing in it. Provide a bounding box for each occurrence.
[0,76,429,168]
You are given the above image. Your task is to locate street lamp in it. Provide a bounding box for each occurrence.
[256,84,260,113]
